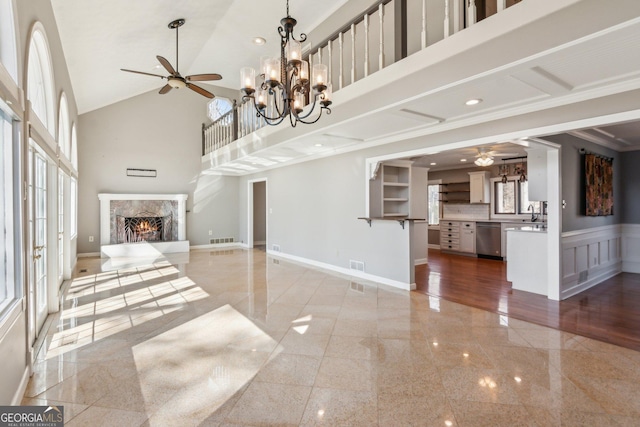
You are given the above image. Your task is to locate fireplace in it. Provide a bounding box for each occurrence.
[117,213,172,243]
[99,193,189,257]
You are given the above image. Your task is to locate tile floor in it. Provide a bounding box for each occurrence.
[22,249,640,426]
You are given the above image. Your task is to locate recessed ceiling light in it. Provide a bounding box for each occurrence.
[252,37,266,45]
[465,98,482,106]
[314,143,323,147]
[460,158,467,162]
[430,162,436,166]
[5,100,12,105]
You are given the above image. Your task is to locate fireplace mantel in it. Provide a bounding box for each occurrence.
[98,193,189,257]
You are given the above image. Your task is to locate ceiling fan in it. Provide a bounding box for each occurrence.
[474,146,521,166]
[121,19,222,99]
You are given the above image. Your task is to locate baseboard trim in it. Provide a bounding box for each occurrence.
[11,367,30,405]
[427,244,440,250]
[268,250,414,291]
[561,261,622,300]
[190,243,244,250]
[78,252,100,258]
[415,258,428,265]
[622,260,640,274]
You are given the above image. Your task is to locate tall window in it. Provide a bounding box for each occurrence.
[0,0,18,83]
[58,172,64,283]
[427,184,440,225]
[0,109,17,316]
[494,179,541,216]
[70,177,77,238]
[58,94,70,159]
[494,181,516,214]
[70,124,77,170]
[27,26,55,135]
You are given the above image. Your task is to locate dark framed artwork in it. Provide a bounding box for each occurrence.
[584,153,613,216]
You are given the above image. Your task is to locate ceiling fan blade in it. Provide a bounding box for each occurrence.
[121,69,166,79]
[186,73,222,82]
[187,83,214,99]
[159,84,173,95]
[156,55,176,75]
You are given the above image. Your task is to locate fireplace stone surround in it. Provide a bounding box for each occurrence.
[98,193,189,257]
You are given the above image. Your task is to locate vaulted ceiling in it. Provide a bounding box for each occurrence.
[51,0,349,114]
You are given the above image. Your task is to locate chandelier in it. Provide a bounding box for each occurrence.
[240,0,332,127]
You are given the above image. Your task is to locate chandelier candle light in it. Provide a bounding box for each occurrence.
[240,0,332,127]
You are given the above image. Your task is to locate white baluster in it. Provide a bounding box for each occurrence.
[422,0,428,48]
[338,32,344,90]
[364,13,370,77]
[327,42,332,86]
[468,0,477,27]
[379,3,384,70]
[497,0,506,13]
[453,0,461,33]
[350,23,356,84]
[444,0,450,38]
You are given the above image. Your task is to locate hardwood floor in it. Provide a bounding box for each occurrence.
[415,249,640,351]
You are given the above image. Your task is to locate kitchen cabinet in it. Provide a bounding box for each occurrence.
[369,161,427,218]
[468,171,490,204]
[459,222,475,253]
[440,221,460,251]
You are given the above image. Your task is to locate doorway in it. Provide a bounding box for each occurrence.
[28,144,48,339]
[248,179,267,250]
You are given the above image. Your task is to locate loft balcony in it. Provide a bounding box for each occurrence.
[202,0,640,175]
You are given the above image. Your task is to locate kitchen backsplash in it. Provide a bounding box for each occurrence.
[443,204,490,220]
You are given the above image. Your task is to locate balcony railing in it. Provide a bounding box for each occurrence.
[203,0,522,156]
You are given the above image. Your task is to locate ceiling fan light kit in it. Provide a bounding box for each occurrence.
[240,0,332,127]
[120,18,222,99]
[474,154,494,167]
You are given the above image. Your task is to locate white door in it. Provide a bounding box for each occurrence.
[28,146,48,338]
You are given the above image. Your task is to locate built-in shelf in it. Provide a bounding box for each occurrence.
[439,181,471,203]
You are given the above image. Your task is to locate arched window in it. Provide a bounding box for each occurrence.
[0,0,18,83]
[70,123,77,170]
[58,93,70,158]
[27,24,55,135]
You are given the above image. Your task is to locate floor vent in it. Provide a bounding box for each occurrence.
[578,270,589,284]
[272,244,281,252]
[210,237,235,245]
[349,260,365,272]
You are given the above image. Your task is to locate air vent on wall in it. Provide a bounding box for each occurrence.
[272,244,281,252]
[578,270,589,284]
[210,237,235,245]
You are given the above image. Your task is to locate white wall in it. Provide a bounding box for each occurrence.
[77,87,241,253]
[238,145,416,288]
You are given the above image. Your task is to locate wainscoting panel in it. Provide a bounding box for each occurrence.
[622,224,640,273]
[561,225,622,300]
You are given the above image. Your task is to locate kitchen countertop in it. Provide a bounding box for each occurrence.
[505,225,547,233]
[441,218,542,225]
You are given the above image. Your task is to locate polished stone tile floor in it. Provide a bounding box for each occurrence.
[23,249,640,426]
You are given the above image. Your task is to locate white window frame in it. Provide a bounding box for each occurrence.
[427,179,442,226]
[70,177,77,238]
[490,176,533,221]
[27,24,56,136]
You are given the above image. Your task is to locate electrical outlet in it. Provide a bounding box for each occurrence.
[89,236,94,242]
[208,230,213,236]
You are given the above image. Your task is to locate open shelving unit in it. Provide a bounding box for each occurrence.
[439,181,470,203]
[369,160,427,219]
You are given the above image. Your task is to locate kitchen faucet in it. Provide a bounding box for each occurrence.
[528,204,538,222]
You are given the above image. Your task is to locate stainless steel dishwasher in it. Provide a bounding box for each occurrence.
[475,222,502,259]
